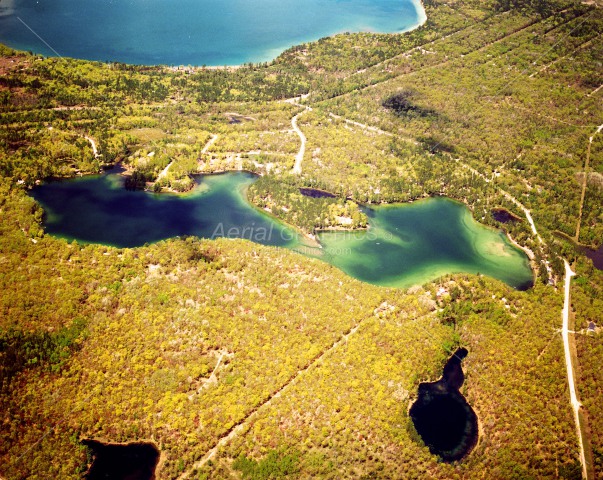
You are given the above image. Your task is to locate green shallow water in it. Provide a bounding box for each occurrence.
[31,172,533,289]
[312,199,533,289]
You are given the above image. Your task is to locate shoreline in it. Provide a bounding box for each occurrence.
[411,0,428,30]
[115,163,536,264]
[32,167,535,290]
[1,1,427,70]
[164,0,426,70]
[505,231,539,285]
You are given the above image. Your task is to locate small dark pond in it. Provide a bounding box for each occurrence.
[581,244,603,271]
[82,439,159,480]
[409,347,478,462]
[491,208,521,224]
[298,187,336,198]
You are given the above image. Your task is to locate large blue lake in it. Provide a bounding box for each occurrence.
[0,0,425,65]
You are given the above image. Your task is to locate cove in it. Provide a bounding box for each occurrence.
[0,0,425,66]
[409,348,478,462]
[30,171,534,289]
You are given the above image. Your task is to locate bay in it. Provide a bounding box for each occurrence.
[0,0,425,66]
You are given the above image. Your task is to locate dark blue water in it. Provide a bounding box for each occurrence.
[31,172,300,248]
[82,439,159,480]
[0,0,425,65]
[409,348,479,462]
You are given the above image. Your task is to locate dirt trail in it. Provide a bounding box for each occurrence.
[84,136,100,158]
[156,161,172,181]
[178,315,374,479]
[328,112,394,137]
[201,134,219,154]
[324,13,552,104]
[587,83,603,97]
[561,260,591,480]
[529,34,600,78]
[575,123,603,241]
[456,158,543,243]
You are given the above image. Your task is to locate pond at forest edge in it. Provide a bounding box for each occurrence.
[581,244,603,271]
[409,348,478,462]
[82,439,159,480]
[30,171,534,289]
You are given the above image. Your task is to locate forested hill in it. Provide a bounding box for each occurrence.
[1,0,603,478]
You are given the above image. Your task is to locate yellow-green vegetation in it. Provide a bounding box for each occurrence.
[247,175,368,233]
[572,255,603,478]
[1,0,603,478]
[203,278,579,479]
[321,3,603,246]
[576,331,603,478]
[118,102,304,191]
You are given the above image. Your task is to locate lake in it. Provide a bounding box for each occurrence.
[0,0,425,66]
[31,171,534,289]
[31,171,300,248]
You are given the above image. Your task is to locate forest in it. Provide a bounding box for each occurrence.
[1,0,602,478]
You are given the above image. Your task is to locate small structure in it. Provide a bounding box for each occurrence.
[587,321,596,334]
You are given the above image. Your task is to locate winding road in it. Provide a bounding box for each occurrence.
[84,135,100,158]
[284,98,312,175]
[283,86,597,480]
[455,151,593,478]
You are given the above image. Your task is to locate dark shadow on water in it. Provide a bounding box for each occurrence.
[103,163,127,174]
[409,347,478,462]
[82,439,159,480]
[515,278,534,291]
